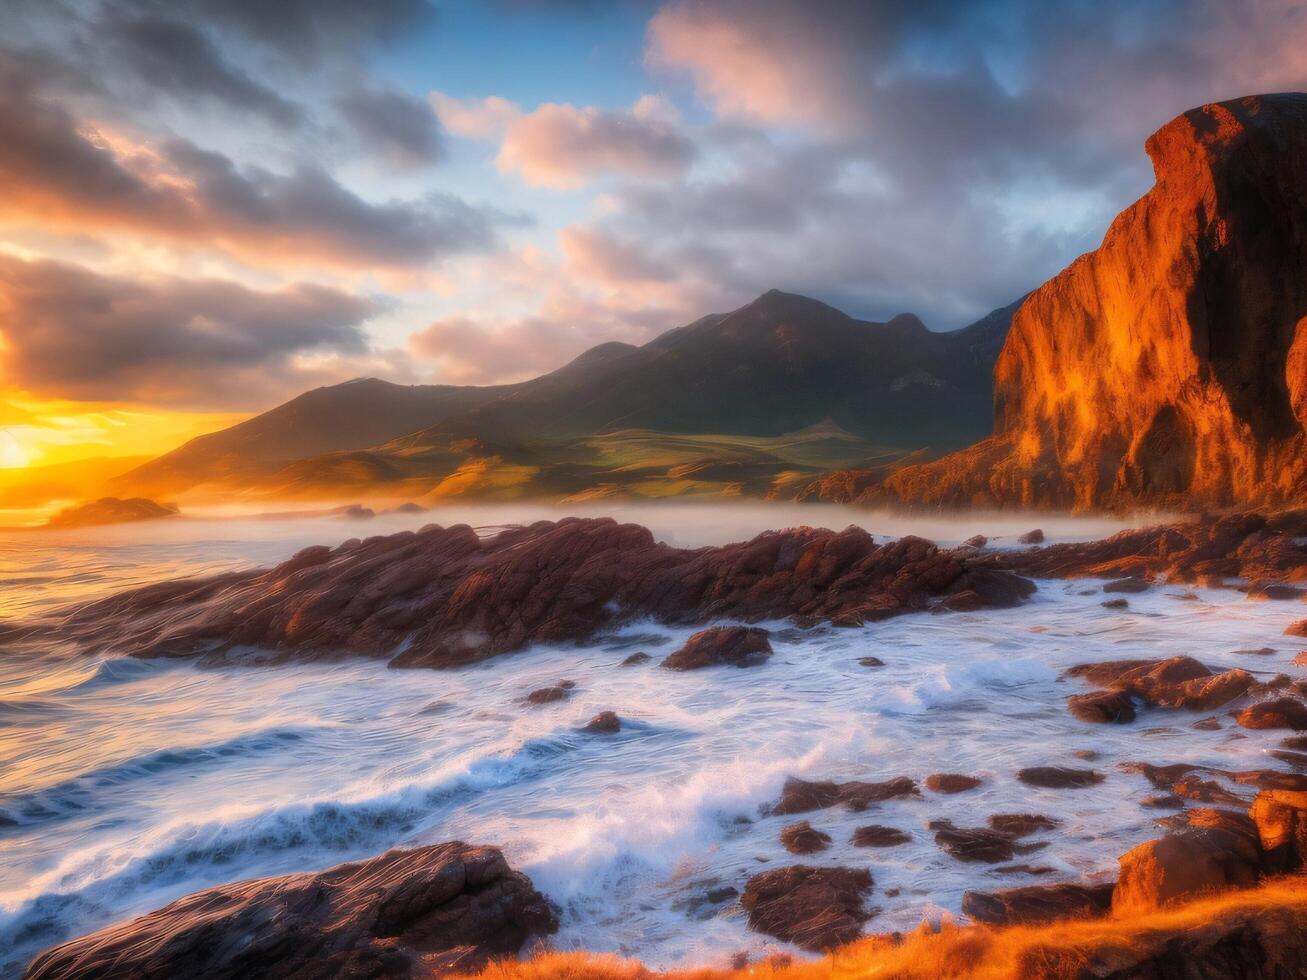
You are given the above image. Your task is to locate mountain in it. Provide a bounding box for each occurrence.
[857,93,1307,511]
[114,291,1021,502]
[116,378,513,497]
[388,290,1020,453]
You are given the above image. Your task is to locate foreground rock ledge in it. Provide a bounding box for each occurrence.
[24,842,557,980]
[15,518,1033,669]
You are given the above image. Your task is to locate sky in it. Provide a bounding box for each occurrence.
[1,0,1306,467]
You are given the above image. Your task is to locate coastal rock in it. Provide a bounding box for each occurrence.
[933,824,1016,863]
[739,866,874,952]
[851,825,911,848]
[1112,809,1262,913]
[620,652,652,666]
[661,627,772,671]
[1017,766,1104,789]
[962,882,1114,925]
[1018,529,1044,545]
[44,496,179,529]
[1065,656,1255,715]
[1067,690,1137,724]
[525,684,573,705]
[581,711,620,734]
[988,814,1058,837]
[1289,619,1307,638]
[1103,577,1149,594]
[1249,788,1307,871]
[23,842,558,980]
[1237,698,1307,730]
[779,821,832,855]
[873,95,1307,511]
[24,518,1035,670]
[770,775,919,815]
[925,773,982,794]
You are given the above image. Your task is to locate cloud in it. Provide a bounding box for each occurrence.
[0,58,516,269]
[559,225,674,286]
[0,254,403,409]
[497,96,696,188]
[101,8,305,127]
[430,92,523,140]
[335,86,444,169]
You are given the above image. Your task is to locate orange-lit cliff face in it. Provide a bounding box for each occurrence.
[884,94,1307,511]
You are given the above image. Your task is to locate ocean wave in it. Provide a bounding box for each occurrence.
[0,728,313,830]
[0,724,606,973]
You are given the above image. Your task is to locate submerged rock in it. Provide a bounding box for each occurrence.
[661,627,772,671]
[1017,766,1104,789]
[933,824,1017,864]
[740,865,874,952]
[1067,690,1137,724]
[23,842,558,980]
[987,814,1058,837]
[620,652,652,666]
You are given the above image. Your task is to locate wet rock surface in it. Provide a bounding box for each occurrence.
[962,881,1114,925]
[770,775,919,815]
[661,626,772,671]
[779,821,831,855]
[21,518,1036,669]
[739,865,874,952]
[581,711,620,734]
[22,842,558,980]
[1238,697,1307,730]
[1016,766,1104,789]
[850,825,911,848]
[925,773,982,794]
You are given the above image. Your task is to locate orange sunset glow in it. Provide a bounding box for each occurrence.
[2,3,1307,979]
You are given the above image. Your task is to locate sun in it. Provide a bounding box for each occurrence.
[0,429,30,469]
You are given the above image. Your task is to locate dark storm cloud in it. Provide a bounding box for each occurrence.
[99,7,306,127]
[0,255,382,407]
[334,87,445,169]
[0,57,517,268]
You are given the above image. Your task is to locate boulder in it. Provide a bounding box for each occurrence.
[1285,619,1307,638]
[1067,690,1137,724]
[620,652,652,666]
[581,711,620,734]
[1103,577,1150,594]
[962,881,1115,925]
[661,627,772,670]
[1017,766,1105,789]
[1018,529,1045,545]
[779,821,832,855]
[988,814,1058,837]
[1237,697,1307,730]
[925,773,982,794]
[1249,787,1307,871]
[933,824,1016,864]
[1112,809,1263,913]
[23,842,558,980]
[525,683,574,705]
[739,865,874,952]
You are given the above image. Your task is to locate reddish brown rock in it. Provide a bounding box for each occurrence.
[871,95,1307,512]
[1017,766,1104,789]
[770,776,919,815]
[1018,529,1045,545]
[1288,619,1307,638]
[925,773,982,794]
[581,711,620,734]
[851,825,911,848]
[661,627,772,671]
[962,881,1114,925]
[857,656,885,668]
[987,814,1058,837]
[1067,690,1137,724]
[739,866,874,952]
[525,684,572,705]
[933,825,1017,864]
[779,821,832,855]
[1112,809,1263,913]
[620,652,652,666]
[1066,656,1255,717]
[1249,787,1307,871]
[23,518,1034,670]
[23,842,557,980]
[1101,598,1129,609]
[1237,698,1307,730]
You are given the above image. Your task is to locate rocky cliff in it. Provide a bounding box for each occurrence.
[878,94,1307,511]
